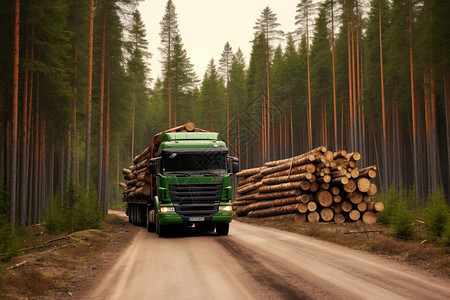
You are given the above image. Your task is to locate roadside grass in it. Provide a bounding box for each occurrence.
[108,202,126,211]
[104,213,127,225]
[0,216,128,300]
[236,217,450,277]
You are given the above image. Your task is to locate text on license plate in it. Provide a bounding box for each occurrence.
[189,217,205,222]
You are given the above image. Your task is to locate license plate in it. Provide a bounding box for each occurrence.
[189,217,205,222]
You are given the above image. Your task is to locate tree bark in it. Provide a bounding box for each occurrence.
[98,0,107,210]
[104,59,111,213]
[19,34,28,227]
[11,0,20,229]
[85,0,94,190]
[247,204,300,218]
[254,189,301,201]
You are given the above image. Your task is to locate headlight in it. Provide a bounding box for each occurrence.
[219,205,232,211]
[159,206,175,213]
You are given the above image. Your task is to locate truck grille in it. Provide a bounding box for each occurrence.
[169,182,222,216]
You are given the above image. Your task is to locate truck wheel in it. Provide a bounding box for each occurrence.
[156,216,166,237]
[199,223,215,232]
[216,223,229,236]
[147,211,155,232]
[129,204,134,224]
[127,204,131,223]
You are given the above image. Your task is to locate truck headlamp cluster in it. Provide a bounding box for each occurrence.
[159,206,175,213]
[219,205,232,212]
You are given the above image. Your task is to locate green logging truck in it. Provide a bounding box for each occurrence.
[123,122,238,237]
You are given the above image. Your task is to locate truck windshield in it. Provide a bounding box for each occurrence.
[162,151,227,177]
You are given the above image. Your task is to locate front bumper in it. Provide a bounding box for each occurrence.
[158,210,232,225]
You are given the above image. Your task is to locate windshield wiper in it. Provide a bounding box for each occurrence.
[165,172,191,177]
[202,172,219,177]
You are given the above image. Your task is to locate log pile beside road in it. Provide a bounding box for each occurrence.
[120,146,152,200]
[234,147,383,224]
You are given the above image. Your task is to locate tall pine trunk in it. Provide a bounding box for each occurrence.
[103,60,111,213]
[32,74,40,224]
[85,0,94,189]
[379,0,388,192]
[72,0,79,185]
[306,19,312,149]
[409,0,420,195]
[26,29,34,224]
[351,6,357,150]
[98,0,107,206]
[347,2,354,151]
[19,34,29,227]
[444,70,450,193]
[11,0,20,230]
[331,0,338,150]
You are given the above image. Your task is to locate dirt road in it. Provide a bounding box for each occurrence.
[84,220,450,299]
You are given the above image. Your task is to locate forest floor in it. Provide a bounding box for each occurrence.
[0,214,449,299]
[0,213,139,300]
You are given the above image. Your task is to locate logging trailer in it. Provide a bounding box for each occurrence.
[123,122,239,237]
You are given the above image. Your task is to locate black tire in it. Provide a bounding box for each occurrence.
[216,223,229,236]
[129,204,134,224]
[147,210,156,232]
[199,223,215,232]
[127,205,132,223]
[156,216,166,237]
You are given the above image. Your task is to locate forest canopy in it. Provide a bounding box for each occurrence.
[1,0,449,229]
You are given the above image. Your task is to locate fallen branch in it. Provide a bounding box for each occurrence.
[344,229,393,235]
[20,236,70,252]
[41,244,70,254]
[7,261,27,270]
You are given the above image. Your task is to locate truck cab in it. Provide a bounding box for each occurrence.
[147,132,238,237]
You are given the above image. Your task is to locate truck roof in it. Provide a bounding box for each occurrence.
[159,132,226,155]
[150,122,221,158]
[161,132,220,142]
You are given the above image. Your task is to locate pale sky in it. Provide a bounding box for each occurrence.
[139,0,300,85]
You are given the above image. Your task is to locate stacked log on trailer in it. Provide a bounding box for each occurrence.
[234,147,383,224]
[119,122,209,201]
[120,147,152,199]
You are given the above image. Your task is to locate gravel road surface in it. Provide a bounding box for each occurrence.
[84,219,450,299]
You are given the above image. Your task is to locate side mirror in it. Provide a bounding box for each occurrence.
[233,161,239,173]
[149,163,157,175]
[149,158,159,175]
[227,156,239,174]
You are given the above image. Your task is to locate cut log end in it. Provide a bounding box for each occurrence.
[307,211,320,223]
[362,211,377,224]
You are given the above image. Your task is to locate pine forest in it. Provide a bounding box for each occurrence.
[1,0,450,232]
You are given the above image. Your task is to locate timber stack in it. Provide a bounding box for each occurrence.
[234,146,383,224]
[120,146,152,199]
[119,122,205,200]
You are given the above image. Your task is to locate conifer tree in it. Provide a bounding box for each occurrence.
[296,0,315,149]
[284,33,303,155]
[219,42,233,146]
[229,48,246,160]
[10,0,20,230]
[246,33,267,166]
[85,0,94,190]
[199,59,225,131]
[310,2,332,147]
[254,6,283,161]
[159,0,179,128]
[169,34,197,125]
[127,9,151,159]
